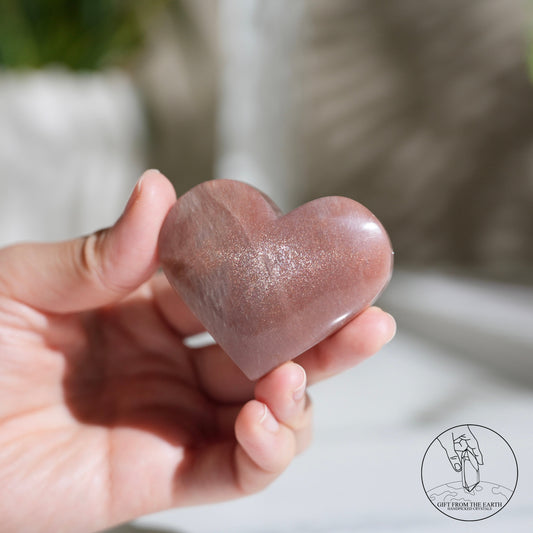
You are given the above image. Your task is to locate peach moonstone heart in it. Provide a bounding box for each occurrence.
[159,179,393,380]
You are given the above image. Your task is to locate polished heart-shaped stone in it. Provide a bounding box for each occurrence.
[159,179,393,380]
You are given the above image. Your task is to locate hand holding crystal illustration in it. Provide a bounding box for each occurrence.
[438,425,484,491]
[159,179,393,379]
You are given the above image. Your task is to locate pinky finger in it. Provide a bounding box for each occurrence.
[234,400,296,495]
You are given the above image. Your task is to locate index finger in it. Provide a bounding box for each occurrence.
[294,306,396,385]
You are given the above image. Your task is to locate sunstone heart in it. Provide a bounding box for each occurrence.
[159,179,393,380]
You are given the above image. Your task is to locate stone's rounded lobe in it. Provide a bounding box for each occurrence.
[159,179,393,380]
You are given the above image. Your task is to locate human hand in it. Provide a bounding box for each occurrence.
[0,170,396,533]
[437,425,484,472]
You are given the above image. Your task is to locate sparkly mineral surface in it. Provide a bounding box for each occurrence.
[159,179,393,380]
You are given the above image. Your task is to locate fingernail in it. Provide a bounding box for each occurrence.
[135,174,145,195]
[385,312,397,344]
[454,463,461,472]
[293,365,307,402]
[124,176,144,212]
[259,404,279,433]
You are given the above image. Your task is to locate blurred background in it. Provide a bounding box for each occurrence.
[1,0,533,531]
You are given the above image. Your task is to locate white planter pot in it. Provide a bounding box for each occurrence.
[0,69,147,246]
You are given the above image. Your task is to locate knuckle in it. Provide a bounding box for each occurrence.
[76,231,126,296]
[77,232,106,285]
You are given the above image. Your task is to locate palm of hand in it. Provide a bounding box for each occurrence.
[0,275,267,531]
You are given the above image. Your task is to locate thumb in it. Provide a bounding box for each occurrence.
[438,437,462,472]
[0,170,176,313]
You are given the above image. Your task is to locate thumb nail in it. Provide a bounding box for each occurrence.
[454,463,461,471]
[124,176,144,213]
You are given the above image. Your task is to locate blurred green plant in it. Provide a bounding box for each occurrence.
[0,0,170,70]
